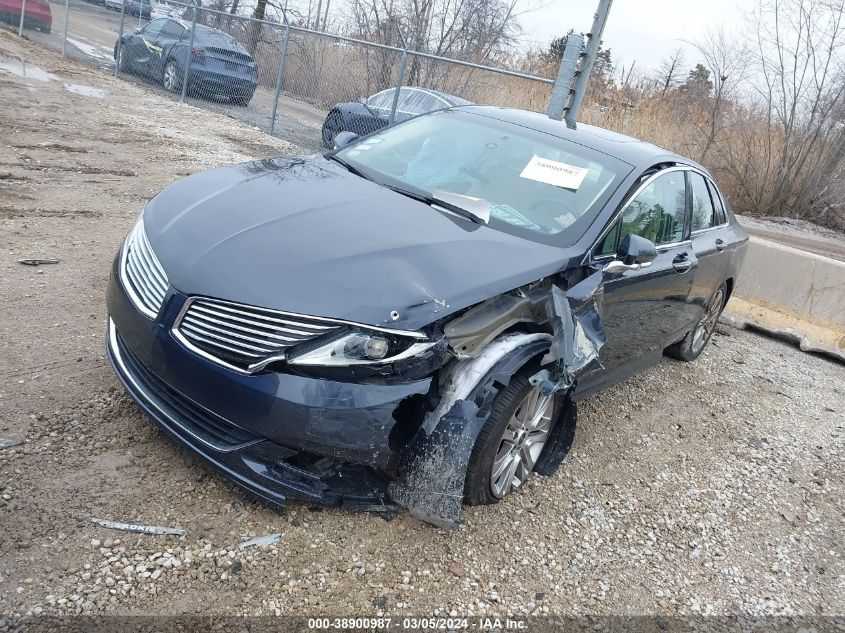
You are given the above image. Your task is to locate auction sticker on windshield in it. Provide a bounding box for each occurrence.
[519,155,589,190]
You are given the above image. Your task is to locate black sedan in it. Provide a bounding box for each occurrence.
[321,86,472,147]
[106,107,747,527]
[115,19,259,105]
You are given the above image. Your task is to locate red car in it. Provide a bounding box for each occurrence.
[0,0,52,33]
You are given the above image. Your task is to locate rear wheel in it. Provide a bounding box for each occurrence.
[666,283,727,361]
[232,91,253,106]
[115,45,127,73]
[162,60,181,92]
[464,364,560,505]
[321,111,343,148]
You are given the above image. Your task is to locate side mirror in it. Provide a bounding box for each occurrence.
[333,131,359,150]
[604,234,657,274]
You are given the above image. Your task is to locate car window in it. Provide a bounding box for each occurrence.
[690,172,717,231]
[398,89,439,114]
[142,19,167,38]
[619,170,686,246]
[338,110,631,247]
[160,20,183,38]
[367,90,393,110]
[596,221,620,256]
[707,179,727,225]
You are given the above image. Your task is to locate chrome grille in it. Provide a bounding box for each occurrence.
[176,298,342,372]
[121,221,169,319]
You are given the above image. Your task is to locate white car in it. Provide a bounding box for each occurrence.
[149,0,181,19]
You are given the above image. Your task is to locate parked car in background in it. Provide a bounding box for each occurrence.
[104,0,150,15]
[114,18,259,105]
[106,106,748,526]
[149,0,182,20]
[0,0,51,32]
[321,86,472,147]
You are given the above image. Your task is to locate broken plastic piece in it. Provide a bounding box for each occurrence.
[387,399,485,529]
[0,436,24,450]
[90,517,186,538]
[239,533,283,549]
[542,272,606,382]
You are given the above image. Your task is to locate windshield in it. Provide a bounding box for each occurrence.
[337,110,631,246]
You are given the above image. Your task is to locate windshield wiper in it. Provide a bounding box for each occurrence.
[387,185,490,225]
[326,153,372,182]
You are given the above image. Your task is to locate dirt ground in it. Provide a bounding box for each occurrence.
[1,32,844,624]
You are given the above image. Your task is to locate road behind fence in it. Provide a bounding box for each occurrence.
[7,0,556,152]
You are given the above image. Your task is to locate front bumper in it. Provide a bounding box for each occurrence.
[106,255,432,507]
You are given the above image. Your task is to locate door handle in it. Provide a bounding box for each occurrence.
[715,239,726,251]
[672,254,693,273]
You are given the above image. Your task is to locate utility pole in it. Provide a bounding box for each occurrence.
[564,0,612,128]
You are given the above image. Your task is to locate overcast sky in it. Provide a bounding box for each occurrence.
[519,0,749,73]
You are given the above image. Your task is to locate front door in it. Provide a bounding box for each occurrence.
[581,168,698,391]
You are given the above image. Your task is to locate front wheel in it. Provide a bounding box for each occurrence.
[464,364,561,505]
[666,283,727,361]
[162,60,181,92]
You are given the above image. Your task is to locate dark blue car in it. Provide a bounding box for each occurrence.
[106,107,747,526]
[115,18,259,105]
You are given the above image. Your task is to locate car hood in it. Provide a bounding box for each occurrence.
[144,155,574,330]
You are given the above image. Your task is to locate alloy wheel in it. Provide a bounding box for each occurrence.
[163,63,179,92]
[490,386,555,499]
[691,287,725,353]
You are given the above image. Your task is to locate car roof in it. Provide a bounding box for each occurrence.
[457,106,701,171]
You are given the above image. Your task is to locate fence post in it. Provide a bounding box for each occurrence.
[181,5,198,103]
[547,33,582,122]
[61,0,69,55]
[115,2,126,76]
[268,22,291,135]
[17,0,26,36]
[565,0,612,128]
[388,28,408,125]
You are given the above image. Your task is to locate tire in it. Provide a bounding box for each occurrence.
[666,282,727,362]
[162,60,181,93]
[231,92,253,106]
[115,45,127,73]
[321,110,343,148]
[464,362,562,506]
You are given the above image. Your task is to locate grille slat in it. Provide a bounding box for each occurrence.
[177,298,344,372]
[122,222,169,318]
[181,320,278,353]
[192,302,336,333]
[180,323,271,356]
[187,310,306,343]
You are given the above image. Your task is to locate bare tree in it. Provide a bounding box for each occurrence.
[688,29,749,163]
[655,47,685,98]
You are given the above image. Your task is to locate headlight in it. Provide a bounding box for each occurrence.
[287,330,435,367]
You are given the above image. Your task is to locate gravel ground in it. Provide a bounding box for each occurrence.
[1,31,844,625]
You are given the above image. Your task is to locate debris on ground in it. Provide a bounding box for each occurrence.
[0,436,24,450]
[239,533,283,549]
[90,517,187,538]
[18,258,60,266]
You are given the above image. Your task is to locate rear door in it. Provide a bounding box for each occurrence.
[584,167,698,386]
[153,19,185,74]
[688,171,731,323]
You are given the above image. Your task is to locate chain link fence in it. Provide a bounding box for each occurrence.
[4,0,557,151]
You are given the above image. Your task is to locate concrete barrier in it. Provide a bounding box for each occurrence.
[723,236,845,362]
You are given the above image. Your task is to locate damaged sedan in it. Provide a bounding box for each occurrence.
[106,106,748,527]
